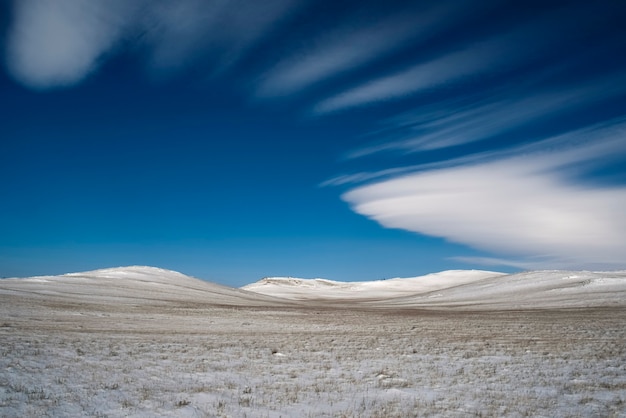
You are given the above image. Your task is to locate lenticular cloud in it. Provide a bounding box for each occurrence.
[342,150,626,270]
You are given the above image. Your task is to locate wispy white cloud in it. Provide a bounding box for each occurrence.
[142,0,300,77]
[314,42,502,114]
[137,0,222,75]
[449,255,622,271]
[3,0,301,89]
[449,256,548,271]
[349,71,626,157]
[313,4,597,114]
[255,19,419,98]
[341,120,626,270]
[254,3,463,98]
[5,0,137,89]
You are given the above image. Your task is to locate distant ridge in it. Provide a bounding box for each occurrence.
[3,267,625,310]
[242,270,505,300]
[0,266,293,307]
[243,270,626,309]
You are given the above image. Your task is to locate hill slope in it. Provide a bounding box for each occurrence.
[242,270,504,300]
[380,270,626,309]
[243,270,626,309]
[0,266,291,307]
[3,267,625,311]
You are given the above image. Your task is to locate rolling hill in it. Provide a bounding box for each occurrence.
[2,266,625,310]
[0,266,291,308]
[243,270,626,309]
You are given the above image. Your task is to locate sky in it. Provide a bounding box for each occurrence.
[1,0,625,286]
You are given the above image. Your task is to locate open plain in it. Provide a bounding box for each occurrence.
[1,267,625,417]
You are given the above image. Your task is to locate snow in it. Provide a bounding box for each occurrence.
[382,270,626,309]
[243,270,505,301]
[0,266,293,308]
[243,269,626,309]
[1,266,625,417]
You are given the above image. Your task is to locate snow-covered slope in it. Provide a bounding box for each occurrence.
[3,267,625,310]
[242,270,504,300]
[381,270,626,309]
[243,270,626,309]
[0,266,291,307]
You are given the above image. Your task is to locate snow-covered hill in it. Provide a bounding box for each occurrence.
[0,266,290,307]
[243,270,626,309]
[381,270,626,309]
[3,266,625,310]
[242,270,504,300]
[2,267,625,417]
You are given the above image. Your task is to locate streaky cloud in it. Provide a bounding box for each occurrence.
[342,119,626,270]
[313,4,603,114]
[313,41,502,114]
[5,0,137,89]
[254,2,470,99]
[449,256,621,272]
[349,70,626,157]
[4,0,302,89]
[342,115,626,186]
[142,0,300,77]
[449,256,546,271]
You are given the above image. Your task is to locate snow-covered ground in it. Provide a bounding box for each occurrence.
[1,266,625,417]
[244,269,626,309]
[242,270,505,301]
[0,266,293,308]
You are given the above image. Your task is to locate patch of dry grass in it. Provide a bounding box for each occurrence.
[1,296,624,417]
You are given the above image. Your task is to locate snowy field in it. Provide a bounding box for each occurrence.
[1,267,625,417]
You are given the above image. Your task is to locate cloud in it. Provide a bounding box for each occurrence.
[142,0,300,76]
[255,18,419,98]
[312,3,601,114]
[348,70,626,157]
[3,0,301,89]
[449,256,549,271]
[5,0,136,89]
[254,2,465,99]
[341,120,626,269]
[313,42,503,114]
[449,255,621,272]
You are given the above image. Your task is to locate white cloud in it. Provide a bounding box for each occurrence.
[143,0,299,76]
[3,0,300,88]
[349,71,626,156]
[5,0,136,89]
[254,4,457,98]
[312,5,591,114]
[314,43,502,114]
[138,0,221,75]
[342,121,626,269]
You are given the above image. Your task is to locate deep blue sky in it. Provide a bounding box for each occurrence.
[1,0,625,285]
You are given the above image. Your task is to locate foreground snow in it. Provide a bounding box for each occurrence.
[1,266,625,416]
[1,304,624,417]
